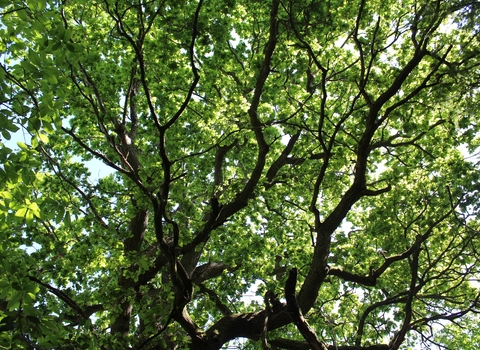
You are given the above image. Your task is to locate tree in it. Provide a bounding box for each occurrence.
[0,0,479,348]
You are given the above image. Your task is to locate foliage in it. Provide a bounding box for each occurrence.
[1,0,480,349]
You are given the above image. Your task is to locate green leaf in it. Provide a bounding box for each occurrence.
[31,135,39,148]
[36,0,46,11]
[64,211,71,226]
[54,207,65,224]
[63,28,73,42]
[43,121,55,134]
[38,133,49,143]
[65,42,75,52]
[51,42,62,51]
[16,8,28,21]
[28,49,42,67]
[28,202,40,218]
[1,130,11,140]
[16,142,28,151]
[42,67,58,84]
[15,207,27,218]
[7,296,20,311]
[28,117,41,131]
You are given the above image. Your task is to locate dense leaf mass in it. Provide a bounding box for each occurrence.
[1,0,480,349]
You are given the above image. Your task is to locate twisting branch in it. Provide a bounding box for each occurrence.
[197,284,232,316]
[219,0,279,221]
[410,292,480,330]
[371,120,446,150]
[261,292,272,350]
[121,64,138,128]
[154,0,204,250]
[329,206,456,287]
[355,291,410,347]
[390,235,422,350]
[70,62,143,174]
[103,0,161,130]
[77,62,107,116]
[28,276,89,321]
[214,141,237,187]
[352,0,374,106]
[162,0,203,130]
[265,131,301,184]
[191,262,232,284]
[282,1,327,74]
[182,0,281,256]
[60,126,152,199]
[285,268,327,350]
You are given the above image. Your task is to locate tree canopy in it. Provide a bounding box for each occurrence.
[1,0,480,349]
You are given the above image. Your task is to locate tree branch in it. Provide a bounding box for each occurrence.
[285,268,327,350]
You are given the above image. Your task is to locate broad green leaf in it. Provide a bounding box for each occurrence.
[38,133,49,143]
[15,207,27,218]
[28,202,40,218]
[16,142,28,151]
